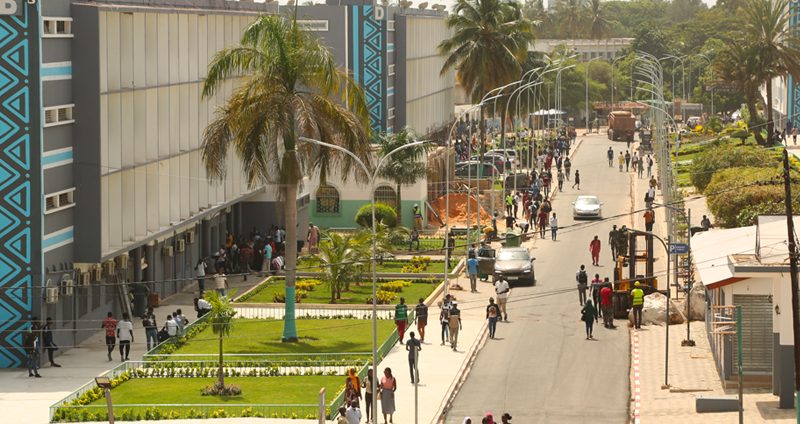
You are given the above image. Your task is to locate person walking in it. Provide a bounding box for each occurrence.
[576,265,588,305]
[557,169,565,192]
[142,308,158,351]
[23,329,41,377]
[362,369,374,423]
[263,240,273,274]
[408,228,420,251]
[494,278,510,321]
[448,302,463,351]
[307,223,320,254]
[564,158,572,180]
[117,312,134,362]
[379,367,397,424]
[607,146,614,167]
[346,400,363,424]
[624,150,631,172]
[406,332,421,383]
[618,152,625,172]
[414,298,428,342]
[646,155,653,177]
[439,300,450,346]
[512,192,520,218]
[505,193,513,217]
[600,282,615,329]
[42,317,60,368]
[501,413,513,423]
[608,225,619,261]
[214,268,228,297]
[571,170,581,190]
[550,213,558,241]
[486,298,501,339]
[631,281,645,329]
[590,274,603,308]
[701,215,712,230]
[644,208,655,232]
[467,255,479,293]
[537,208,547,239]
[394,298,409,345]
[101,312,117,362]
[581,299,599,340]
[195,258,207,296]
[589,235,601,266]
[637,155,644,178]
[165,314,178,338]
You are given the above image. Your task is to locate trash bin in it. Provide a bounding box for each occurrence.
[504,231,521,247]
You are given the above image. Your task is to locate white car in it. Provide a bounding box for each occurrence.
[572,195,603,219]
[486,149,517,166]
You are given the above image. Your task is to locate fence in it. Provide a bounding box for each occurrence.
[233,304,396,320]
[52,403,324,422]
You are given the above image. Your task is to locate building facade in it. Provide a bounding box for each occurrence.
[532,38,633,62]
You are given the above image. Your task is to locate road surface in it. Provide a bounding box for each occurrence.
[445,132,634,423]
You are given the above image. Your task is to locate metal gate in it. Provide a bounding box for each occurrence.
[732,294,773,375]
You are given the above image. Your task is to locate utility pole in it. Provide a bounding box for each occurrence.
[780,149,800,420]
[682,208,695,347]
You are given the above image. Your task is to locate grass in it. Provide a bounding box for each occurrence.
[172,319,395,355]
[240,278,439,305]
[376,260,446,274]
[390,238,445,252]
[90,376,343,406]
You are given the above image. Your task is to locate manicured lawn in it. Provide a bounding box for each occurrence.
[241,279,440,305]
[376,260,447,274]
[90,376,343,406]
[172,319,395,354]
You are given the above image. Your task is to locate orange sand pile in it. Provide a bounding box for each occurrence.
[429,193,491,226]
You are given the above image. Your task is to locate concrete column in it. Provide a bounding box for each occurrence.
[133,247,142,283]
[202,218,211,258]
[236,203,243,236]
[778,344,795,408]
[773,333,780,395]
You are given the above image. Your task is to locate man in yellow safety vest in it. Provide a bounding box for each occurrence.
[631,281,644,329]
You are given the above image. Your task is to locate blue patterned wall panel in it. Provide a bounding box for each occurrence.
[790,2,800,128]
[350,4,385,134]
[0,3,36,368]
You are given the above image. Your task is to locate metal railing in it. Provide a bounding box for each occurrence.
[52,403,326,422]
[232,304,395,320]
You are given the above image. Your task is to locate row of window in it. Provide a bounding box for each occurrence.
[44,104,74,127]
[45,188,76,214]
[315,184,397,214]
[43,17,73,38]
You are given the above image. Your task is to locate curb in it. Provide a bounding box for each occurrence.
[434,318,490,423]
[631,329,642,424]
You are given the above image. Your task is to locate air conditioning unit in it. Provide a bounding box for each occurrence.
[91,267,102,282]
[175,239,186,253]
[185,231,195,244]
[80,272,91,286]
[46,287,59,303]
[116,254,129,269]
[103,260,115,276]
[163,245,174,257]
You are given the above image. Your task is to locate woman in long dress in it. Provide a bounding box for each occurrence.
[380,367,397,424]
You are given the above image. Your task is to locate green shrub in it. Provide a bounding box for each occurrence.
[705,167,793,227]
[690,145,777,192]
[367,290,397,304]
[355,203,397,228]
[296,280,321,292]
[379,280,411,292]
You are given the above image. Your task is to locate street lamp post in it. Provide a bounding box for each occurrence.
[298,136,429,422]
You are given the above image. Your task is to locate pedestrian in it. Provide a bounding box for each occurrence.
[600,281,615,329]
[101,311,117,362]
[448,302,462,351]
[142,307,158,351]
[346,400,363,424]
[394,297,409,344]
[491,211,498,235]
[618,152,624,172]
[414,298,428,342]
[581,299,599,339]
[263,240,273,274]
[607,146,614,167]
[608,225,619,261]
[23,329,41,378]
[406,331,421,383]
[631,281,645,329]
[338,407,349,424]
[214,267,228,297]
[505,193,513,217]
[483,412,496,424]
[576,265,588,305]
[362,369,374,423]
[537,208,547,239]
[646,155,653,177]
[589,120,593,133]
[174,309,188,336]
[117,312,134,362]
[793,127,798,145]
[165,314,178,337]
[512,192,520,218]
[42,317,61,368]
[438,300,450,346]
[550,213,558,241]
[644,208,655,232]
[637,156,644,178]
[505,214,515,232]
[195,258,207,296]
[564,158,572,180]
[413,203,423,230]
[494,278,510,321]
[345,367,362,407]
[701,215,712,230]
[625,150,631,172]
[486,297,501,339]
[196,296,212,318]
[589,235,601,266]
[307,223,320,254]
[649,175,657,189]
[590,273,603,308]
[467,255,479,293]
[501,413,513,424]
[557,169,564,191]
[379,367,397,424]
[462,418,472,424]
[571,170,580,190]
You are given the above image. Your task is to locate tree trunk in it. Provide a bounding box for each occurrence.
[396,183,402,227]
[218,331,224,387]
[766,80,775,145]
[282,181,299,342]
[746,90,765,145]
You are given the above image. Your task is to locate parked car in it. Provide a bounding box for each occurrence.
[504,173,530,192]
[470,154,506,173]
[455,161,499,179]
[492,247,536,286]
[486,149,517,167]
[572,195,603,219]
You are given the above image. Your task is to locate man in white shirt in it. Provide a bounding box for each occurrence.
[215,271,228,297]
[345,401,362,424]
[174,309,187,336]
[196,297,212,318]
[165,315,178,337]
[116,313,134,362]
[494,279,510,321]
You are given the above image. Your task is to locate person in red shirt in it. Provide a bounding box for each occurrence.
[537,209,548,239]
[589,235,602,266]
[101,312,117,362]
[600,280,615,328]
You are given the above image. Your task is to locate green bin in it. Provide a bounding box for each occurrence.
[504,231,521,247]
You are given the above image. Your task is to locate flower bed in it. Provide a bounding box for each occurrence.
[237,277,439,305]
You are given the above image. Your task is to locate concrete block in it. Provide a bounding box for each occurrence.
[695,395,739,413]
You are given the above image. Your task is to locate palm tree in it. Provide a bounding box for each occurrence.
[715,41,765,144]
[553,0,588,38]
[586,0,614,39]
[309,232,368,303]
[439,0,536,156]
[204,290,237,389]
[201,15,373,342]
[741,0,800,142]
[376,127,430,226]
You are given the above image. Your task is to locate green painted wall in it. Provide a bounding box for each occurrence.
[310,199,424,229]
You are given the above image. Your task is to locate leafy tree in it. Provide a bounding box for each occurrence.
[552,0,589,37]
[630,26,671,59]
[586,0,615,39]
[204,290,237,390]
[376,127,430,226]
[689,145,777,192]
[200,15,373,342]
[355,203,398,228]
[705,166,794,227]
[309,232,368,303]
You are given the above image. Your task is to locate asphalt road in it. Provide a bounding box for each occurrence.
[445,132,635,423]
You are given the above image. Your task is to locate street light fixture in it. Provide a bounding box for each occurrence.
[298,136,429,422]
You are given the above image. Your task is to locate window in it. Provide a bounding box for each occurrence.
[44,104,74,127]
[297,20,329,32]
[316,185,340,214]
[42,17,73,38]
[388,20,395,31]
[389,64,395,76]
[45,188,76,214]
[388,107,395,120]
[374,185,397,209]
